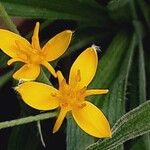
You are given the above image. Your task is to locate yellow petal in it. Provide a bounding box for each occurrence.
[7,58,27,65]
[13,64,40,80]
[53,108,68,133]
[57,71,65,85]
[41,61,57,78]
[16,81,59,110]
[32,22,41,50]
[69,46,98,88]
[85,89,109,96]
[42,30,72,61]
[0,29,30,58]
[72,101,111,138]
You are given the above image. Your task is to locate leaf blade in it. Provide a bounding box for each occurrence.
[87,100,150,150]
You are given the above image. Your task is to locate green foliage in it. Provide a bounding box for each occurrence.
[1,0,109,27]
[87,100,150,150]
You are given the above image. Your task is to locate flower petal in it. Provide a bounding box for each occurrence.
[53,108,68,133]
[16,82,59,110]
[0,29,30,58]
[72,101,111,138]
[85,89,109,96]
[41,61,57,78]
[32,22,41,50]
[7,58,27,65]
[57,71,65,85]
[13,64,40,80]
[42,30,72,61]
[69,46,98,88]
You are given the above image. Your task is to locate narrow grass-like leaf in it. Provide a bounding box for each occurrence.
[1,0,109,27]
[0,2,19,33]
[67,116,94,150]
[91,32,131,89]
[107,0,130,11]
[107,0,132,24]
[0,51,9,68]
[66,27,115,57]
[0,112,57,130]
[0,70,13,88]
[126,18,150,150]
[137,0,150,30]
[86,100,150,150]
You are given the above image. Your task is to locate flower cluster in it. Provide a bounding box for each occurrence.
[0,22,111,138]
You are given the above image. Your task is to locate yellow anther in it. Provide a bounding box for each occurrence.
[80,86,87,94]
[61,102,68,107]
[78,102,86,109]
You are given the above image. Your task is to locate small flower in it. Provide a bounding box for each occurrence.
[0,22,72,80]
[16,46,111,138]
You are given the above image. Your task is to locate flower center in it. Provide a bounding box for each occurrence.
[16,41,44,65]
[27,49,44,64]
[59,81,86,111]
[53,70,87,111]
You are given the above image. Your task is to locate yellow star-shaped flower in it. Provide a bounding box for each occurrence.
[16,46,111,138]
[0,22,72,80]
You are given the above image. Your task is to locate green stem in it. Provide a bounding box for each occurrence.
[37,121,46,147]
[0,111,57,130]
[0,2,19,34]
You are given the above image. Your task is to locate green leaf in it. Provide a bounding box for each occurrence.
[0,112,57,130]
[126,18,150,150]
[0,2,19,33]
[107,0,132,24]
[137,28,150,150]
[0,70,14,88]
[1,0,109,27]
[66,27,115,57]
[0,51,9,68]
[90,32,131,89]
[67,116,94,150]
[107,0,130,11]
[137,0,150,30]
[86,100,150,150]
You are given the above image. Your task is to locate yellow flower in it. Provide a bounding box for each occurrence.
[16,46,111,138]
[0,22,72,80]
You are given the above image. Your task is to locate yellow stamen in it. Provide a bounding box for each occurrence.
[78,102,86,108]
